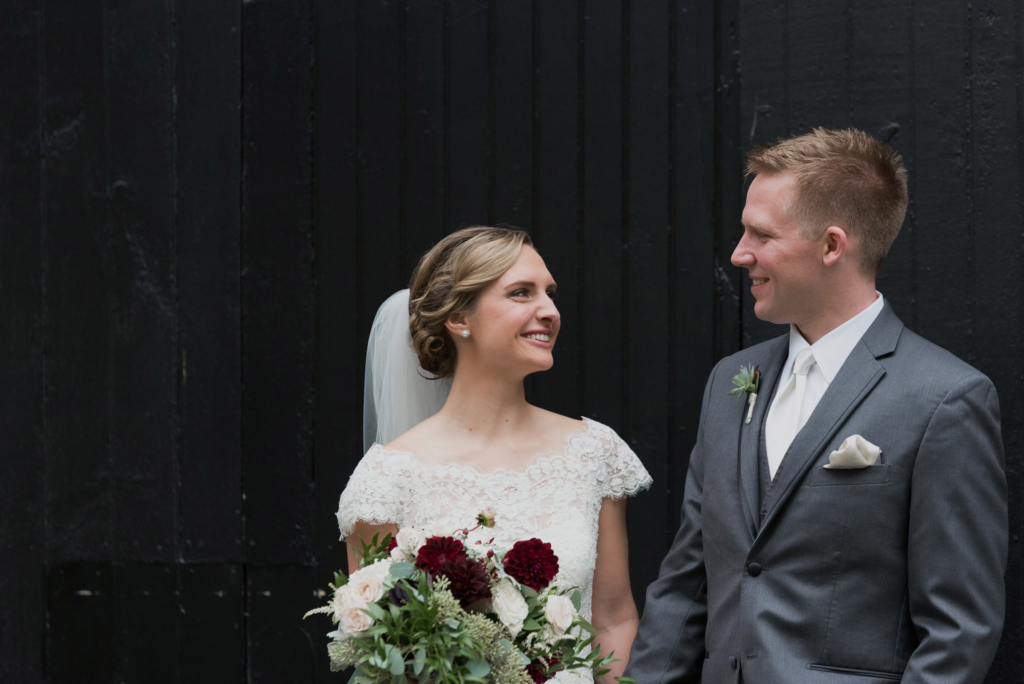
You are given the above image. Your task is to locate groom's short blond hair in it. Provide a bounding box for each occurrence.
[746,128,908,274]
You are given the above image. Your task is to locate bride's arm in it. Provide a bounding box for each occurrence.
[347,520,399,574]
[591,497,640,681]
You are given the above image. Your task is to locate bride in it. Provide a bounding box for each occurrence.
[336,226,651,682]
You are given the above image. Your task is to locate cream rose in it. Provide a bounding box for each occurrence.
[543,595,577,635]
[347,561,390,604]
[331,585,354,622]
[339,601,374,635]
[492,579,529,637]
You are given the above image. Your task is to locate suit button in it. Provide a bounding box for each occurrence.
[747,562,762,577]
[729,656,738,670]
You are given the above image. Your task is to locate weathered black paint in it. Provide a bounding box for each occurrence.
[0,1,1021,682]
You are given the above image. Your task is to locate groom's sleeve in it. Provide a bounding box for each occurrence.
[623,360,722,684]
[904,373,1008,684]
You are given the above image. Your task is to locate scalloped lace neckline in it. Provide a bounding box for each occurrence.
[371,417,596,477]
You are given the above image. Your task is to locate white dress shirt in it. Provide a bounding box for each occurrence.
[765,292,886,478]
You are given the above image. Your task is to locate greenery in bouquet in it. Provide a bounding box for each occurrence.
[305,514,634,684]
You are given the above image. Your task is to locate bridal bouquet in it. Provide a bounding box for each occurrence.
[306,511,633,684]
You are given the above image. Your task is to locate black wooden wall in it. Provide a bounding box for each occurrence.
[1,1,1021,682]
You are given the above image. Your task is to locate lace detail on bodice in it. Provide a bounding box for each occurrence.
[336,418,652,683]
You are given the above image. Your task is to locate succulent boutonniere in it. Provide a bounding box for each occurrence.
[729,364,762,424]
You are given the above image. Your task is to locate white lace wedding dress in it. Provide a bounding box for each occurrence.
[336,417,652,683]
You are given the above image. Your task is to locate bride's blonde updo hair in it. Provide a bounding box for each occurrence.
[409,226,532,378]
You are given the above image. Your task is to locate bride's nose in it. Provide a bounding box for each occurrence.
[537,294,560,324]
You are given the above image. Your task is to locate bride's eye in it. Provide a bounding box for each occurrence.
[547,289,557,299]
[510,288,530,298]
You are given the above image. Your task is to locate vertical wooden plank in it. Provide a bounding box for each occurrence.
[448,0,490,225]
[913,0,971,359]
[493,1,533,229]
[786,0,849,133]
[970,0,1023,679]
[532,0,580,419]
[43,0,110,565]
[112,563,178,684]
[849,0,915,326]
[625,0,670,610]
[47,563,113,684]
[248,566,318,684]
[242,0,315,565]
[404,0,447,259]
[357,0,404,343]
[737,0,788,347]
[105,0,177,563]
[715,0,743,357]
[581,0,624,428]
[670,0,716,533]
[177,0,243,562]
[0,1,45,681]
[315,0,360,646]
[179,564,246,682]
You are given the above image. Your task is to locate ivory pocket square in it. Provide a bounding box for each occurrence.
[823,434,881,469]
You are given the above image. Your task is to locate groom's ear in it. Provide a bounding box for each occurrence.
[822,225,848,267]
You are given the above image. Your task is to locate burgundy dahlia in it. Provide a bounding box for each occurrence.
[526,656,560,683]
[386,535,398,554]
[502,539,559,591]
[436,557,492,609]
[415,536,467,574]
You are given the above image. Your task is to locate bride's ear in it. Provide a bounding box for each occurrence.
[445,313,469,339]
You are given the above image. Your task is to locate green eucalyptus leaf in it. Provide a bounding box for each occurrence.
[466,660,491,678]
[386,647,404,676]
[389,562,415,579]
[520,585,538,599]
[522,618,541,631]
[570,591,581,612]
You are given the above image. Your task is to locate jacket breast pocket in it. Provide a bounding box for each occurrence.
[807,464,890,487]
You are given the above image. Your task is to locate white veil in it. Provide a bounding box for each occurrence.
[363,289,451,452]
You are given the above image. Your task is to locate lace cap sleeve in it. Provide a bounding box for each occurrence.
[336,445,406,538]
[586,420,653,499]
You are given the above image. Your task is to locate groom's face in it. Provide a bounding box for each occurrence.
[733,172,827,326]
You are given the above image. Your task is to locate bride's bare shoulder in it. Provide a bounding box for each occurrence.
[382,414,447,454]
[531,407,587,440]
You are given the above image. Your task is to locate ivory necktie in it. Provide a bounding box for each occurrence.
[765,347,817,479]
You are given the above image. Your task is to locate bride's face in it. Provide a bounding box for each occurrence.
[457,244,561,376]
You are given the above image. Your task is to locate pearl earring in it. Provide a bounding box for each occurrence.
[461,329,470,338]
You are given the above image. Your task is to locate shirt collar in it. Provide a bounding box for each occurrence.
[784,292,885,384]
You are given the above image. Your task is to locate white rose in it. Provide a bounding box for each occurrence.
[395,527,429,558]
[543,595,577,635]
[492,579,530,637]
[339,602,374,635]
[390,546,411,562]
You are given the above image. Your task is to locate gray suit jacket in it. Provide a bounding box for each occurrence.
[625,303,1008,684]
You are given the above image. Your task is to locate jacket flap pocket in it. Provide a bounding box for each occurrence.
[807,464,890,487]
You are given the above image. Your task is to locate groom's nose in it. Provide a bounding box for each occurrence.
[731,233,756,268]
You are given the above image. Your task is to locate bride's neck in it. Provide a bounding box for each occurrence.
[437,368,531,438]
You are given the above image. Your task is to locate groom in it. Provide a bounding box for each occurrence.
[625,129,1008,683]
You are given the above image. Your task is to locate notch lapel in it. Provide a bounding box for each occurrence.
[737,337,789,539]
[755,303,905,541]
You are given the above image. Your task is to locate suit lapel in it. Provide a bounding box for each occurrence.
[755,303,905,541]
[737,337,789,540]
